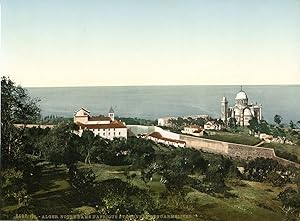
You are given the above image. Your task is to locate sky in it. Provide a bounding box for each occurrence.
[1,0,300,87]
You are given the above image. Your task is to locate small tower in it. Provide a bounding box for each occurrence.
[108,106,115,121]
[221,96,228,125]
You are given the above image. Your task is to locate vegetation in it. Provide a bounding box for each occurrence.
[169,117,207,131]
[263,142,300,163]
[116,117,157,126]
[1,76,300,221]
[274,114,283,127]
[38,115,73,124]
[203,131,261,146]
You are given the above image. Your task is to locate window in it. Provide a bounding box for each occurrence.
[103,133,105,136]
[119,132,121,135]
[108,133,110,135]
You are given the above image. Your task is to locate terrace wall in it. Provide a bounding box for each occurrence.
[180,135,300,168]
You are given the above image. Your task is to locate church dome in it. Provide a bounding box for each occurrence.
[235,91,248,100]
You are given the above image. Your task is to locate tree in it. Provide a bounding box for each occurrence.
[195,117,206,127]
[126,137,155,169]
[257,120,271,134]
[39,122,78,167]
[1,77,42,210]
[1,76,40,159]
[279,188,300,220]
[248,117,259,133]
[156,152,190,196]
[228,117,237,129]
[80,130,96,164]
[1,169,28,206]
[68,165,96,202]
[97,179,156,215]
[290,120,295,129]
[274,114,283,126]
[203,156,233,193]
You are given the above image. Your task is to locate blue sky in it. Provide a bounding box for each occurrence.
[1,0,300,86]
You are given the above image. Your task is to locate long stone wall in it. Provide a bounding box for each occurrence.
[180,135,300,168]
[227,143,275,160]
[127,125,180,140]
[180,135,228,155]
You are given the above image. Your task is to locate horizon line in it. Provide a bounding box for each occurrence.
[24,83,300,88]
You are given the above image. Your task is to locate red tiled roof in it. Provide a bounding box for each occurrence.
[148,132,163,139]
[77,120,126,129]
[194,129,203,133]
[148,132,186,144]
[89,116,111,121]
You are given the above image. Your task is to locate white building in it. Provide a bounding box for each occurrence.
[181,125,204,136]
[74,107,127,140]
[147,132,186,147]
[221,87,262,127]
[204,121,221,130]
[157,117,176,127]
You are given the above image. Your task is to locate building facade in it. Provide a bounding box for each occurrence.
[221,88,262,127]
[74,107,127,140]
[204,121,221,130]
[181,125,204,136]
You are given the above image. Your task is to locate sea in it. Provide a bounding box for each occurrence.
[27,85,300,123]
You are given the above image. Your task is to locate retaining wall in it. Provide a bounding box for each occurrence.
[180,135,228,155]
[180,134,300,168]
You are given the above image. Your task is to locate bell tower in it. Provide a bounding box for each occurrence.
[221,96,228,125]
[108,106,115,121]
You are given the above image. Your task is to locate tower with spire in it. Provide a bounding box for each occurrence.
[108,106,115,121]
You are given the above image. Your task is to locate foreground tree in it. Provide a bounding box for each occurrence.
[1,76,41,155]
[1,169,28,206]
[68,165,96,202]
[97,179,156,215]
[39,122,80,167]
[279,188,300,220]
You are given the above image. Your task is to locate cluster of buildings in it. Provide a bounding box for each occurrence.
[258,133,295,145]
[73,107,186,147]
[73,105,223,145]
[72,88,264,147]
[181,122,221,137]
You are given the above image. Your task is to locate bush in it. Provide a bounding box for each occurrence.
[275,150,299,163]
[96,179,156,215]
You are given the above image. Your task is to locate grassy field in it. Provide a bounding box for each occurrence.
[204,131,261,146]
[263,142,300,161]
[188,180,285,221]
[1,161,288,221]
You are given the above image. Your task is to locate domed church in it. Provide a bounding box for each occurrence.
[221,87,262,127]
